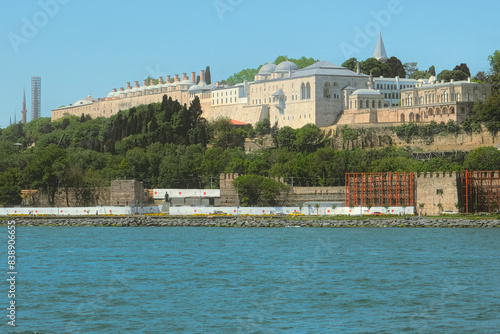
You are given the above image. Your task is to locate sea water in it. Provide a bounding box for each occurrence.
[4,226,499,333]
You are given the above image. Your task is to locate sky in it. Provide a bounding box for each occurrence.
[0,0,499,129]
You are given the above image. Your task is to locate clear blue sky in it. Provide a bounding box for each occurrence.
[1,0,499,129]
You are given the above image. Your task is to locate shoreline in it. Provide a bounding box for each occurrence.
[1,217,499,228]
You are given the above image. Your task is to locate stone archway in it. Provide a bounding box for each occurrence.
[400,114,405,123]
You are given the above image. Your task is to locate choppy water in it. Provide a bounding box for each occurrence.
[4,226,500,333]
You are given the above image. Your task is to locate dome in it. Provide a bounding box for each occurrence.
[351,89,383,96]
[106,91,115,99]
[74,96,97,106]
[171,81,180,86]
[114,91,122,97]
[275,60,299,72]
[180,79,195,86]
[189,84,202,92]
[259,63,277,75]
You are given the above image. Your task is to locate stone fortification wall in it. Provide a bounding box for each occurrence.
[205,104,268,124]
[416,172,459,215]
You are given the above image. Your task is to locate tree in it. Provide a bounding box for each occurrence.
[454,63,471,78]
[359,58,391,77]
[489,50,500,74]
[463,146,500,171]
[403,62,418,77]
[226,68,260,85]
[437,70,468,82]
[409,71,432,80]
[205,66,211,84]
[474,71,487,83]
[0,168,22,206]
[294,124,327,152]
[276,126,297,150]
[233,175,287,206]
[428,65,436,76]
[341,57,358,72]
[386,56,406,78]
[254,118,271,136]
[274,56,317,69]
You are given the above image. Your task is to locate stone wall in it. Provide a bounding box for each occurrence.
[416,172,459,215]
[220,173,239,206]
[109,180,147,206]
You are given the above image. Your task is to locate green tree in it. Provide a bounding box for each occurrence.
[0,168,22,206]
[341,57,358,71]
[254,118,271,136]
[463,146,500,171]
[453,63,471,77]
[359,58,391,77]
[233,175,287,206]
[437,70,468,82]
[294,124,327,152]
[409,71,432,80]
[428,65,436,76]
[386,56,406,78]
[403,62,418,77]
[205,66,212,84]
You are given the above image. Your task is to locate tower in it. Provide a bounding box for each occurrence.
[21,88,27,124]
[374,32,389,62]
[31,76,41,120]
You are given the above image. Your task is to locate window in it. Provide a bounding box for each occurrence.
[323,82,331,99]
[437,189,444,195]
[300,83,306,99]
[306,82,311,99]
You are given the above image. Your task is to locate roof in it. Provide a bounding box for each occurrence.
[292,61,368,78]
[351,89,383,96]
[230,119,248,126]
[374,32,389,61]
[272,89,285,96]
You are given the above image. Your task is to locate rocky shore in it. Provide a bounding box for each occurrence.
[2,216,499,228]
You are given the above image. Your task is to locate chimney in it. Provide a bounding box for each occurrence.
[191,72,196,83]
[142,79,147,87]
[199,70,205,85]
[150,79,155,86]
[182,73,188,81]
[216,81,220,87]
[158,77,164,84]
[120,87,124,91]
[467,77,471,83]
[166,75,171,83]
[126,82,132,90]
[174,74,180,82]
[112,88,117,92]
[451,79,454,83]
[134,81,139,88]
[441,80,444,84]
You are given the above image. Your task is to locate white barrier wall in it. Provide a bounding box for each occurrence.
[1,205,413,217]
[153,189,220,199]
[0,206,162,216]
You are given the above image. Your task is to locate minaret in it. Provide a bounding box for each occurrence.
[21,88,27,124]
[374,32,389,62]
[14,113,17,124]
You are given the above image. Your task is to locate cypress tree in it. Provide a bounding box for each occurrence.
[205,66,211,84]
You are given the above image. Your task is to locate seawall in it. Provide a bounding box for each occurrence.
[2,217,499,228]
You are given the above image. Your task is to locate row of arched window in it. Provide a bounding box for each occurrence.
[300,83,311,99]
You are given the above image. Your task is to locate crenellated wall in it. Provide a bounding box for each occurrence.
[416,172,459,215]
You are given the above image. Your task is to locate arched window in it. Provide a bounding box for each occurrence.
[306,83,311,99]
[400,114,405,123]
[378,100,382,108]
[450,107,455,114]
[366,100,369,108]
[416,114,420,122]
[350,101,352,109]
[300,83,306,100]
[409,113,415,122]
[372,100,376,108]
[465,92,469,101]
[428,108,434,116]
[360,100,363,109]
[323,83,331,99]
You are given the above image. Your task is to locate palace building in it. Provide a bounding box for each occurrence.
[51,33,492,129]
